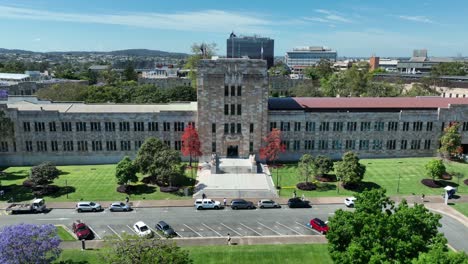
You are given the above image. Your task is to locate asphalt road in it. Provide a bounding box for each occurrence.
[0,205,466,252]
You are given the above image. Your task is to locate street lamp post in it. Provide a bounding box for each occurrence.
[65,180,68,199]
[397,161,403,194]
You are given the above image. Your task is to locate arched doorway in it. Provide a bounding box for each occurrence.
[227,145,239,158]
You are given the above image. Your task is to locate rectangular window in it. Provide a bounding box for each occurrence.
[134,122,144,132]
[148,122,158,131]
[293,140,300,151]
[333,122,343,132]
[50,141,58,151]
[318,140,328,150]
[410,139,421,149]
[174,122,185,132]
[360,122,371,131]
[134,141,143,150]
[104,122,115,132]
[36,141,47,152]
[76,122,87,132]
[174,141,182,151]
[163,122,171,132]
[345,140,355,150]
[304,140,314,150]
[230,123,235,134]
[231,104,235,115]
[294,122,301,132]
[63,141,74,151]
[332,140,342,150]
[120,140,131,151]
[280,122,290,131]
[231,85,236,96]
[249,123,254,133]
[319,122,329,132]
[270,122,277,131]
[282,141,290,150]
[224,104,229,115]
[119,122,130,132]
[305,122,316,132]
[77,141,88,151]
[0,141,8,152]
[212,142,216,152]
[237,85,242,96]
[401,140,408,150]
[359,140,369,150]
[427,122,434,131]
[34,122,45,132]
[424,139,431,150]
[212,123,216,134]
[106,141,117,151]
[372,140,383,150]
[441,122,445,132]
[374,122,384,131]
[23,122,31,132]
[164,141,171,147]
[224,123,229,134]
[388,121,398,131]
[90,122,101,131]
[237,104,241,115]
[402,122,410,131]
[347,122,357,131]
[224,85,229,96]
[25,141,33,152]
[188,121,195,127]
[386,140,396,150]
[49,122,56,132]
[237,123,241,134]
[461,122,468,131]
[249,141,254,153]
[92,141,103,151]
[413,121,423,131]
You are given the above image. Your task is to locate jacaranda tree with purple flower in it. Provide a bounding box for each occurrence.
[0,223,62,264]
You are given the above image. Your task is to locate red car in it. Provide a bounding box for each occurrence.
[72,220,92,240]
[309,218,329,234]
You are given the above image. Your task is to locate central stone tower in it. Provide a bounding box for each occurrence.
[197,58,268,160]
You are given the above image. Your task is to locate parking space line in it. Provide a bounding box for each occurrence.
[257,222,283,235]
[239,223,263,236]
[175,231,183,238]
[183,224,202,237]
[87,225,101,240]
[127,225,137,234]
[148,226,164,238]
[220,223,242,237]
[295,221,321,235]
[276,222,305,236]
[107,225,122,240]
[202,223,222,237]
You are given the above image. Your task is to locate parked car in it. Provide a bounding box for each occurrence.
[76,202,102,213]
[194,199,222,210]
[109,202,132,212]
[155,221,177,237]
[230,199,255,210]
[309,218,329,234]
[344,197,356,207]
[287,198,311,208]
[72,220,93,240]
[258,199,281,209]
[133,221,153,238]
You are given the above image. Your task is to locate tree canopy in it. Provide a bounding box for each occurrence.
[259,128,286,164]
[431,62,467,76]
[181,124,202,167]
[439,122,462,159]
[425,159,446,181]
[298,154,316,183]
[115,156,138,185]
[29,162,60,187]
[335,152,366,187]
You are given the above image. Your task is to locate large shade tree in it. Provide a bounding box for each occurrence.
[259,128,286,164]
[439,122,462,159]
[298,154,316,183]
[29,162,60,188]
[335,152,366,187]
[115,156,138,185]
[425,159,446,181]
[181,124,202,167]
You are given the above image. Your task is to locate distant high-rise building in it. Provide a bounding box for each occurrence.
[413,49,428,58]
[226,33,274,68]
[369,56,380,71]
[285,46,337,74]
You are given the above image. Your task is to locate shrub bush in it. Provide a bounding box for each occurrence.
[421,179,441,188]
[116,185,128,194]
[296,182,317,191]
[22,180,35,188]
[464,179,468,186]
[315,174,337,182]
[159,186,179,193]
[32,185,59,196]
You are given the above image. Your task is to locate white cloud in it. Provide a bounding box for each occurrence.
[0,5,274,34]
[33,38,40,42]
[302,17,330,23]
[399,15,434,24]
[314,9,353,23]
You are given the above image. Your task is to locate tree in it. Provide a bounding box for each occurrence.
[335,152,366,187]
[102,236,192,264]
[134,137,182,186]
[36,83,88,102]
[439,122,462,159]
[181,124,202,167]
[290,82,323,97]
[184,42,217,86]
[365,81,403,97]
[123,61,138,81]
[298,154,316,183]
[431,62,467,76]
[165,86,197,102]
[0,223,61,264]
[327,189,450,264]
[425,159,446,181]
[29,162,60,187]
[259,128,286,164]
[0,109,14,138]
[115,156,138,185]
[404,82,440,97]
[102,67,119,85]
[413,245,468,264]
[268,61,290,76]
[314,155,333,177]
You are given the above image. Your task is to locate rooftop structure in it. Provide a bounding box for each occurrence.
[285,46,337,74]
[226,33,274,68]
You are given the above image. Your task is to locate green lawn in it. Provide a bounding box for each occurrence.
[56,226,76,241]
[274,157,468,198]
[450,203,468,217]
[55,244,332,264]
[0,164,196,202]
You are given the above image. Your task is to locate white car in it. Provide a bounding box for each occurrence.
[194,199,222,210]
[344,197,356,207]
[133,221,153,238]
[258,199,281,209]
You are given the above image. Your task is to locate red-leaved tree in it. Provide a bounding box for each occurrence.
[181,124,202,167]
[259,128,286,165]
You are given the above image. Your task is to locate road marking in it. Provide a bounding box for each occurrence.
[107,225,122,240]
[175,231,183,238]
[239,223,263,236]
[183,224,202,237]
[36,218,70,221]
[276,222,305,236]
[295,221,322,235]
[202,223,222,237]
[87,225,101,240]
[149,226,164,238]
[257,222,283,235]
[220,223,242,237]
[127,225,137,234]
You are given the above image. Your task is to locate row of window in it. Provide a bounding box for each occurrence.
[224,85,242,97]
[224,104,242,115]
[270,121,438,132]
[291,139,432,151]
[23,121,195,133]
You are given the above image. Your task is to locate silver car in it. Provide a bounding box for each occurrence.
[109,202,132,212]
[258,199,281,209]
[76,201,102,213]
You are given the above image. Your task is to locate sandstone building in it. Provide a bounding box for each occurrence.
[2,58,468,166]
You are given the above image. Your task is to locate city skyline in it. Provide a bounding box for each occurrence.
[0,0,467,57]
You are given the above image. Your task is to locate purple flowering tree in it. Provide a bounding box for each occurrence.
[0,223,62,264]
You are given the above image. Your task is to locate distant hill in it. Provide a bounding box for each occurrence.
[0,48,188,58]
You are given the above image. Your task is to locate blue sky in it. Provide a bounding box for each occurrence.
[0,0,467,57]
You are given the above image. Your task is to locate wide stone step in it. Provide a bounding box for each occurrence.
[193,189,278,199]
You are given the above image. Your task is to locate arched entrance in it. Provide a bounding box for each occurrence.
[227,145,239,158]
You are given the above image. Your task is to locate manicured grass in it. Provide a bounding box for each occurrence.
[55,248,104,263]
[56,226,76,241]
[56,244,332,264]
[0,164,196,202]
[450,203,468,217]
[274,157,468,198]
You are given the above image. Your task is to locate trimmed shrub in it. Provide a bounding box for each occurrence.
[296,182,317,191]
[32,185,59,196]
